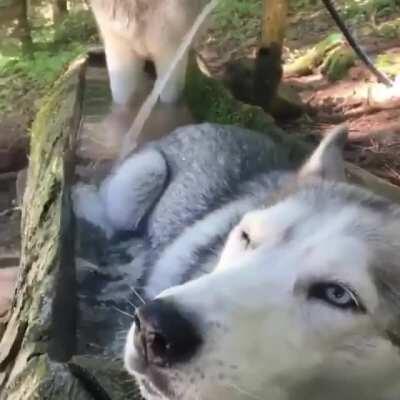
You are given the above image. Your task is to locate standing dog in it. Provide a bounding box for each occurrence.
[89,0,392,110]
[89,0,208,105]
[73,123,400,400]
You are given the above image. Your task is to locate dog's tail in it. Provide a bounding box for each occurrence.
[321,0,393,87]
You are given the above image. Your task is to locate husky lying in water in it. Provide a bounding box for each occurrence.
[73,123,400,400]
[89,0,208,105]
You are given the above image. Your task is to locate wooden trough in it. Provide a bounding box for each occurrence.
[0,53,399,400]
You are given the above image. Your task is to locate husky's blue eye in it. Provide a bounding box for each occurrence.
[308,282,365,312]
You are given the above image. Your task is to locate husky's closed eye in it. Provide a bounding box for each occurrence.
[239,229,251,250]
[118,124,400,400]
[307,281,366,312]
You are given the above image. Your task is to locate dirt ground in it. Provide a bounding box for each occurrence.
[0,2,399,266]
[200,4,400,185]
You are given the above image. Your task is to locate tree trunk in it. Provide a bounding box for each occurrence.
[224,0,301,119]
[0,0,32,54]
[261,0,288,48]
[19,0,33,55]
[253,0,288,110]
[53,0,68,22]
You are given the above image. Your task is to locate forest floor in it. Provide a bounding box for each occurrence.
[0,0,399,265]
[201,0,400,185]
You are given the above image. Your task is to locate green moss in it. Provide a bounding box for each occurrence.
[342,0,400,21]
[284,33,343,76]
[212,0,262,43]
[376,52,400,77]
[54,10,98,45]
[376,18,400,38]
[185,60,309,163]
[186,59,270,124]
[2,57,87,398]
[27,56,85,241]
[322,46,356,81]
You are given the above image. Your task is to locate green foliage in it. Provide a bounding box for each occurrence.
[0,0,15,7]
[375,17,400,37]
[0,3,97,122]
[342,0,400,21]
[212,0,262,42]
[376,52,400,76]
[0,44,85,115]
[288,0,319,10]
[1,47,83,84]
[54,10,98,44]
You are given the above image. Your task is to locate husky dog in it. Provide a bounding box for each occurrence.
[73,123,400,400]
[89,0,208,105]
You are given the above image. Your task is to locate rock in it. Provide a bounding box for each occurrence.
[0,267,18,320]
[16,168,27,206]
[0,117,28,173]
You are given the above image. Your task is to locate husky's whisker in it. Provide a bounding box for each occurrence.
[112,305,135,320]
[115,328,129,335]
[87,342,106,350]
[126,299,137,310]
[130,285,146,305]
[115,331,129,339]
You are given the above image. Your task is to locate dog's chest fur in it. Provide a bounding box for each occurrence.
[90,0,207,56]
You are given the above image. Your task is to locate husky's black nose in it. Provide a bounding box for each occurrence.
[133,299,202,368]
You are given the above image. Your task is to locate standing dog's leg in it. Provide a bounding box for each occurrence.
[155,49,189,104]
[101,30,145,105]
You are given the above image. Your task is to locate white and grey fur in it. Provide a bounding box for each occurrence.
[89,0,208,105]
[73,123,291,296]
[73,123,400,400]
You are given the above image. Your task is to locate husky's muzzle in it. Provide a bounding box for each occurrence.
[133,299,202,369]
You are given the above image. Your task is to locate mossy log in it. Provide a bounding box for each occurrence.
[0,56,139,400]
[320,45,355,81]
[284,33,345,77]
[0,56,87,399]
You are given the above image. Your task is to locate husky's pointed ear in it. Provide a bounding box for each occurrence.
[299,125,348,181]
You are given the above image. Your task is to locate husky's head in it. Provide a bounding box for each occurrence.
[124,127,400,400]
